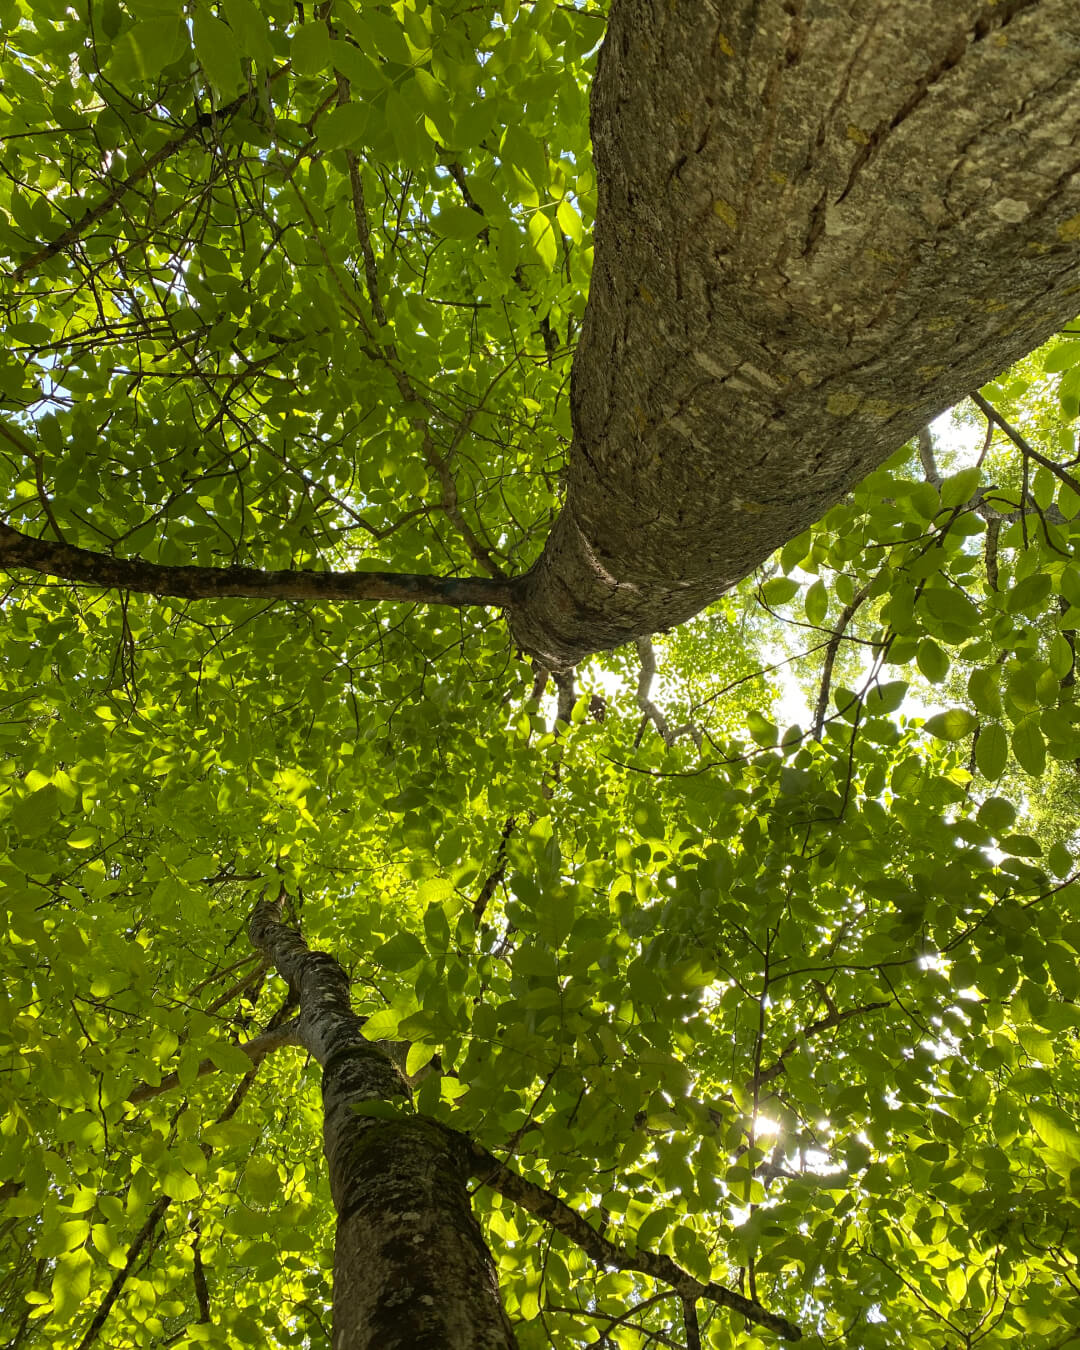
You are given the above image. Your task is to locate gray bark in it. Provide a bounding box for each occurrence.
[507,0,1080,667]
[247,899,517,1350]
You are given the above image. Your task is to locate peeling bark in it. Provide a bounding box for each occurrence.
[507,0,1080,667]
[247,898,517,1350]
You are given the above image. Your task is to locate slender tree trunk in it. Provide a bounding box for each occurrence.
[248,899,517,1350]
[508,0,1080,667]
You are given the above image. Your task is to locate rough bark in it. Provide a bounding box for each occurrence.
[3,2,1079,669]
[507,0,1080,667]
[247,898,517,1350]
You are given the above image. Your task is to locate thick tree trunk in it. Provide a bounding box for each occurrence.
[248,900,517,1350]
[508,0,1080,667]
[3,2,1079,670]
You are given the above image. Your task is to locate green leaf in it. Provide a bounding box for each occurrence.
[746,709,778,747]
[161,1168,200,1202]
[923,709,977,741]
[1029,1103,1080,1160]
[1005,666,1039,714]
[318,104,370,151]
[193,12,243,93]
[977,795,1016,834]
[1044,341,1080,374]
[502,124,548,197]
[906,481,940,520]
[968,667,1002,717]
[221,0,274,66]
[1050,633,1074,678]
[804,578,828,626]
[761,576,799,606]
[946,1266,967,1303]
[38,1219,90,1258]
[940,467,981,508]
[111,17,189,80]
[527,212,558,271]
[634,1207,674,1251]
[242,1158,280,1204]
[1006,573,1053,615]
[916,638,949,684]
[535,884,575,949]
[432,205,487,240]
[999,833,1042,857]
[51,1250,92,1320]
[865,680,908,715]
[405,1042,436,1077]
[362,1009,401,1040]
[556,198,583,245]
[920,585,980,631]
[209,1041,255,1074]
[292,22,331,75]
[1012,716,1047,776]
[975,722,1008,779]
[417,877,454,906]
[374,932,427,972]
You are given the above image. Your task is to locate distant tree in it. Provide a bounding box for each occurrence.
[2,2,1080,1349]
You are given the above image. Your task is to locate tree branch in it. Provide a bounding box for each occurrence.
[191,1220,211,1324]
[753,999,891,1090]
[75,1195,172,1350]
[473,817,516,923]
[78,1034,269,1349]
[464,1138,801,1342]
[10,73,289,284]
[634,638,700,749]
[0,522,512,608]
[125,1019,302,1105]
[970,391,1080,501]
[811,585,870,741]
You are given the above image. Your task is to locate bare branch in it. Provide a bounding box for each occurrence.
[75,1196,172,1350]
[192,1221,211,1324]
[555,670,576,726]
[984,516,1001,592]
[917,426,942,487]
[683,1297,703,1350]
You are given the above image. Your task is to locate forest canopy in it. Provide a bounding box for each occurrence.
[2,1,1080,1348]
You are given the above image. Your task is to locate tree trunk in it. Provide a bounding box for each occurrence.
[3,2,1079,670]
[507,0,1080,667]
[248,900,517,1350]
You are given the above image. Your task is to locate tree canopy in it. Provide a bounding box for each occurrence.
[3,2,1080,1349]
